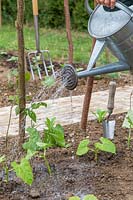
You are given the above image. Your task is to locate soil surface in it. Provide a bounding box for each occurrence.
[0,51,133,200]
[0,114,133,200]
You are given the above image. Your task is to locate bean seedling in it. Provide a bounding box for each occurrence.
[0,155,10,183]
[122,109,133,148]
[44,117,67,148]
[92,109,107,123]
[11,155,34,186]
[76,137,116,162]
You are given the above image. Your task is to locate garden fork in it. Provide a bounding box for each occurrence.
[28,0,55,80]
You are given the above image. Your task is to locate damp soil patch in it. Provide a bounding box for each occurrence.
[0,113,133,200]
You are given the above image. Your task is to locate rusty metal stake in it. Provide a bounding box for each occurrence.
[80,38,96,131]
[80,0,97,132]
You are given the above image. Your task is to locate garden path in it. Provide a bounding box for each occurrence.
[0,85,132,137]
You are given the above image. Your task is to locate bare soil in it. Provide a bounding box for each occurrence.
[0,51,133,200]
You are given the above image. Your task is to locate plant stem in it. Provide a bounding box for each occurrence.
[127,128,131,149]
[4,165,9,183]
[94,149,99,163]
[6,105,13,148]
[44,150,51,175]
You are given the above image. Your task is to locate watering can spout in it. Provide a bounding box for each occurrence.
[77,61,130,78]
[61,62,130,90]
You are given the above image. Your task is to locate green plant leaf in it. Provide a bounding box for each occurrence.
[23,127,42,151]
[44,118,66,147]
[25,71,31,81]
[25,149,36,160]
[92,109,107,123]
[37,142,53,149]
[0,51,7,56]
[7,56,18,62]
[9,95,19,104]
[107,72,120,79]
[11,158,33,186]
[31,102,47,109]
[95,137,116,154]
[76,139,90,156]
[69,196,80,200]
[42,76,55,88]
[0,155,6,163]
[83,194,98,200]
[25,109,36,123]
[122,110,133,129]
[15,106,20,115]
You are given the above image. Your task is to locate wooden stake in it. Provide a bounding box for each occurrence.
[16,0,26,146]
[0,0,2,27]
[64,0,73,64]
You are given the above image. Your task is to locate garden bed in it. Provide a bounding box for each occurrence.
[0,51,133,200]
[0,114,133,200]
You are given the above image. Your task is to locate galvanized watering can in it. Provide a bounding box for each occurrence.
[62,0,133,90]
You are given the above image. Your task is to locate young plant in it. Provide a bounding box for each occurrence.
[76,137,116,162]
[23,127,42,152]
[69,194,98,200]
[23,102,47,125]
[0,155,9,183]
[7,68,18,89]
[23,117,67,175]
[11,157,33,186]
[37,142,53,175]
[7,56,18,62]
[122,110,133,148]
[44,117,67,148]
[92,109,107,123]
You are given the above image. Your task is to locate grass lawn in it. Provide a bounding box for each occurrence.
[0,25,115,65]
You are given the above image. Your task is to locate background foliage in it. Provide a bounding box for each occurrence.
[2,0,94,30]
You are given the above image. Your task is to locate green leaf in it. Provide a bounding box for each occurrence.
[50,124,66,147]
[9,95,19,104]
[11,158,33,186]
[15,106,20,115]
[107,72,120,79]
[23,127,42,151]
[0,155,6,163]
[31,102,47,109]
[45,117,56,130]
[44,118,66,147]
[37,142,52,150]
[28,109,36,123]
[42,76,55,88]
[0,51,7,56]
[92,109,107,123]
[122,110,133,129]
[25,149,36,160]
[83,194,98,200]
[69,196,80,200]
[76,139,90,156]
[7,56,18,62]
[95,137,116,154]
[25,71,31,81]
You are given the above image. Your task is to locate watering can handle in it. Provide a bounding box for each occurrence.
[85,0,133,16]
[32,0,38,16]
[84,0,93,15]
[115,1,133,16]
[107,81,116,115]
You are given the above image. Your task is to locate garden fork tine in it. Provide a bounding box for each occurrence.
[28,0,55,80]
